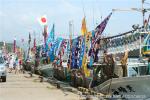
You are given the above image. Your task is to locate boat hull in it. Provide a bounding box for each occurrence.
[93,75,150,100]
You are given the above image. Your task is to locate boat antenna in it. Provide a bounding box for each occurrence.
[92,0,95,28]
[81,0,86,17]
[142,0,145,26]
[112,0,150,26]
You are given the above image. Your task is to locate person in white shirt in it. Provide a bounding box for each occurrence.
[9,56,14,73]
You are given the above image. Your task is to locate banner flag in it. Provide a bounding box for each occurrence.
[71,38,80,69]
[48,38,63,62]
[58,39,68,57]
[89,12,112,65]
[47,24,55,45]
[92,12,112,46]
[79,37,85,68]
[82,54,90,77]
[81,17,87,36]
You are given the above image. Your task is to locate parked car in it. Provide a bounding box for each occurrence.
[0,56,7,82]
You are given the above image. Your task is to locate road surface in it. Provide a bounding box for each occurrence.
[0,71,80,100]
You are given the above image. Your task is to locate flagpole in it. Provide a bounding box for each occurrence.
[43,25,47,50]
[33,31,36,53]
[69,21,73,70]
[13,37,16,53]
[27,33,31,60]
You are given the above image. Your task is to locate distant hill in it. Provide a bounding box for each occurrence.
[0,42,13,52]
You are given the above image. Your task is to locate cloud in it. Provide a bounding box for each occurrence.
[0,11,6,17]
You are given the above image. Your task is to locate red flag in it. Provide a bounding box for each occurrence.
[38,15,47,25]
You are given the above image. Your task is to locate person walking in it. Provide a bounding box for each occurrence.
[19,59,23,73]
[15,58,20,74]
[9,56,14,73]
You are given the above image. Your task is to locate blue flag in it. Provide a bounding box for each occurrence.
[70,37,80,69]
[47,24,55,45]
[79,37,85,68]
[48,37,63,62]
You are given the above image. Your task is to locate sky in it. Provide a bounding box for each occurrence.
[0,0,150,44]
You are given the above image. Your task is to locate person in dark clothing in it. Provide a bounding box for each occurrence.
[147,58,150,75]
[88,48,99,63]
[94,49,99,62]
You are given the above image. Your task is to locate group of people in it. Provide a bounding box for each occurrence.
[6,55,23,74]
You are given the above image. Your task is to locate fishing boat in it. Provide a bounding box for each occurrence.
[92,22,150,100]
[25,1,150,99]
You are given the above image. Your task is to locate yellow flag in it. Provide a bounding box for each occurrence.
[81,17,90,77]
[82,54,90,77]
[85,32,92,50]
[81,17,87,35]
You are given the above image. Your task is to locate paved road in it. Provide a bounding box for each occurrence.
[0,71,79,100]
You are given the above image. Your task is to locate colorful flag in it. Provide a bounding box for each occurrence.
[48,38,63,62]
[93,12,112,45]
[79,37,85,68]
[38,15,47,26]
[82,54,90,77]
[47,24,55,45]
[71,38,79,69]
[85,32,92,52]
[89,56,94,66]
[81,17,87,36]
[43,25,48,49]
[58,39,67,57]
[89,12,112,65]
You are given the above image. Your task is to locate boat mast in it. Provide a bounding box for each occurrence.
[142,0,145,26]
[112,0,150,26]
[112,0,150,57]
[69,21,73,70]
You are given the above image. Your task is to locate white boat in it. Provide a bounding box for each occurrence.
[93,75,150,100]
